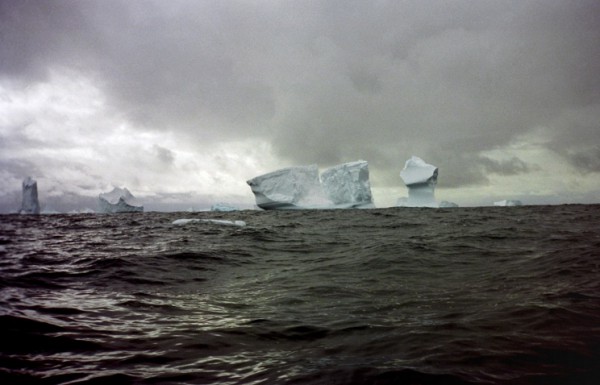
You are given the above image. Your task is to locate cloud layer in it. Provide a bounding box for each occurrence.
[1,0,599,211]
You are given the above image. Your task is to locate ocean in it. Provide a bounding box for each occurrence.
[1,205,599,384]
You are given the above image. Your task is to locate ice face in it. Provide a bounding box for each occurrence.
[321,160,374,207]
[246,165,329,209]
[398,156,439,207]
[247,161,375,210]
[20,176,40,214]
[98,187,143,213]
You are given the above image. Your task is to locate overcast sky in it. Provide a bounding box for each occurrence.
[1,0,599,212]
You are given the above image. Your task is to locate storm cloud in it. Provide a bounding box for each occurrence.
[1,0,599,210]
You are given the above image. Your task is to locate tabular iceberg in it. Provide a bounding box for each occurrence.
[397,156,439,207]
[321,161,374,208]
[98,187,143,213]
[20,177,40,214]
[494,199,522,207]
[246,165,328,210]
[247,161,374,210]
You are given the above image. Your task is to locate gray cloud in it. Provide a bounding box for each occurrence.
[567,147,600,174]
[480,156,533,176]
[0,158,42,183]
[1,0,599,201]
[153,145,175,166]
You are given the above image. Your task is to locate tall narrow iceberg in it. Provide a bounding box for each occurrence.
[20,177,40,214]
[397,156,439,207]
[98,187,143,213]
[246,161,374,210]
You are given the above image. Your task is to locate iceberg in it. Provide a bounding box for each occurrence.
[172,218,246,227]
[439,200,459,208]
[321,160,374,208]
[246,165,328,210]
[19,177,40,214]
[210,203,239,212]
[493,199,522,207]
[395,157,458,208]
[98,187,143,213]
[246,161,374,210]
[397,156,439,207]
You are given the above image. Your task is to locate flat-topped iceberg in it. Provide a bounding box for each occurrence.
[247,165,327,210]
[172,218,246,227]
[321,161,374,208]
[494,199,522,207]
[98,187,143,213]
[246,161,374,210]
[20,177,40,214]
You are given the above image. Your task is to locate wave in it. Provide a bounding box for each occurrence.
[1,206,599,384]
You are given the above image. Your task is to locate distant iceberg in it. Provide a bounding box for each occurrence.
[494,199,522,207]
[19,176,40,214]
[439,200,459,208]
[98,187,143,213]
[396,156,457,208]
[172,218,246,227]
[247,161,374,210]
[210,203,240,212]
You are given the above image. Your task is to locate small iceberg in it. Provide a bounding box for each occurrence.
[172,218,247,227]
[98,187,143,213]
[493,200,522,207]
[210,203,240,212]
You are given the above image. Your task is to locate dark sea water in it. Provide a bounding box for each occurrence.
[1,205,600,385]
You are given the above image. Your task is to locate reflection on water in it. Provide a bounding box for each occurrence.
[1,206,600,384]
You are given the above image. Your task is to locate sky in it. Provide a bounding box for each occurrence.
[1,0,599,212]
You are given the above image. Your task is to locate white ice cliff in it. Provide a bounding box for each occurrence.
[98,187,143,213]
[20,177,40,214]
[397,156,439,207]
[246,161,374,210]
[246,165,328,210]
[321,161,374,208]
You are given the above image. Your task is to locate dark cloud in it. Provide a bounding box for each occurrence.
[480,156,532,176]
[0,0,91,81]
[0,158,42,181]
[153,145,174,166]
[567,147,600,174]
[1,0,599,195]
